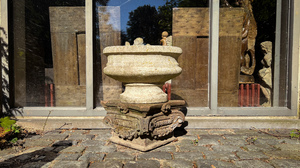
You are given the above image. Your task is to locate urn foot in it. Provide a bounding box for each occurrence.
[120,83,167,104]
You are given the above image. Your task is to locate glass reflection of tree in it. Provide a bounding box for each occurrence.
[126,5,161,45]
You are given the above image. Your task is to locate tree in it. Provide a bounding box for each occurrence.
[252,0,276,43]
[158,0,178,34]
[126,5,161,45]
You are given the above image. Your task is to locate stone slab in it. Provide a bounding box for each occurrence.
[85,145,117,153]
[23,140,53,148]
[52,140,75,146]
[60,146,86,153]
[269,159,300,168]
[54,153,81,161]
[67,134,95,141]
[89,161,123,168]
[40,134,68,141]
[236,151,269,160]
[212,145,243,152]
[124,160,161,168]
[78,152,105,162]
[221,139,247,146]
[274,144,300,151]
[234,160,273,168]
[178,145,210,152]
[104,152,135,162]
[152,144,177,152]
[196,160,237,168]
[204,151,238,161]
[21,162,50,168]
[173,152,204,161]
[264,150,300,160]
[162,160,195,168]
[137,152,172,160]
[240,144,276,152]
[79,140,106,147]
[50,161,89,168]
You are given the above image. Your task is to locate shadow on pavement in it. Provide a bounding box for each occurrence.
[0,140,74,168]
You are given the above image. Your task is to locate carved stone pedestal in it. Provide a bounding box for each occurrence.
[102,100,186,151]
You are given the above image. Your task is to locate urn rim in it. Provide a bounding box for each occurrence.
[103,45,182,58]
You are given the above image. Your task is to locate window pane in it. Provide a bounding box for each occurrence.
[218,0,290,107]
[12,0,86,107]
[94,0,210,107]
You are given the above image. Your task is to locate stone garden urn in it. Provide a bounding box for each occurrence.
[103,39,182,104]
[102,38,186,151]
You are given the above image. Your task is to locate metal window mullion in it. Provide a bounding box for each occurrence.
[273,0,282,107]
[209,0,220,114]
[291,0,300,116]
[86,0,94,110]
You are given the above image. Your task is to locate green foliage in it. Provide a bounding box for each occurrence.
[247,137,258,144]
[11,124,21,134]
[290,130,300,139]
[0,117,22,145]
[10,137,18,144]
[158,0,178,34]
[0,117,16,133]
[191,139,199,145]
[0,117,21,134]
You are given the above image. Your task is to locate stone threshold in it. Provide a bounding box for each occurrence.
[16,116,300,132]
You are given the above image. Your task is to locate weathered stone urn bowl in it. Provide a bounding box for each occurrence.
[103,45,182,103]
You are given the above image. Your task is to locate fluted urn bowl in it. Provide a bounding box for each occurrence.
[103,45,182,103]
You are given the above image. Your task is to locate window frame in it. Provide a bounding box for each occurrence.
[0,0,299,118]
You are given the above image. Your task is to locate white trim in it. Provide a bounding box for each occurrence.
[209,0,219,114]
[291,0,300,118]
[86,0,94,110]
[273,0,282,106]
[0,0,298,119]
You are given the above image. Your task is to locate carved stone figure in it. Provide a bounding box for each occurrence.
[239,0,256,77]
[223,0,257,83]
[166,35,172,46]
[160,31,168,46]
[102,38,185,151]
[259,41,272,107]
[133,37,144,45]
[160,31,173,46]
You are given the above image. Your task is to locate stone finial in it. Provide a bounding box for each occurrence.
[125,41,130,46]
[160,31,168,46]
[133,37,144,45]
[166,36,172,46]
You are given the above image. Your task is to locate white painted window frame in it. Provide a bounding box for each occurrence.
[0,0,299,118]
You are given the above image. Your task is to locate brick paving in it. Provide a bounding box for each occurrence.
[0,128,299,168]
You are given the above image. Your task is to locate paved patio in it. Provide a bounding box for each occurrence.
[0,128,299,168]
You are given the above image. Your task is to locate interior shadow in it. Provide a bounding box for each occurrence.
[0,27,20,117]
